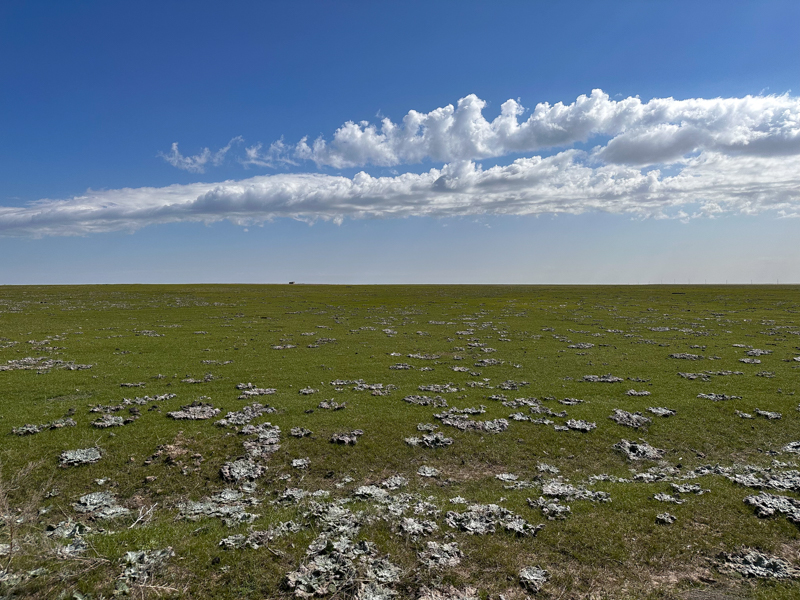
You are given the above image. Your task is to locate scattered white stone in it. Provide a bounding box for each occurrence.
[417,466,440,478]
[648,407,675,417]
[656,512,676,524]
[519,566,550,593]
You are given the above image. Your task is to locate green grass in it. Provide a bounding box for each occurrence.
[1,284,799,599]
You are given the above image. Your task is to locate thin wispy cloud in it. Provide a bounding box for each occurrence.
[158,136,243,173]
[240,139,298,169]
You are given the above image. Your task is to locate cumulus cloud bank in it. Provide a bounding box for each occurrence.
[292,90,800,168]
[5,90,800,236]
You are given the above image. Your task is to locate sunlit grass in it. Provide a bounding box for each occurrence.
[0,284,799,598]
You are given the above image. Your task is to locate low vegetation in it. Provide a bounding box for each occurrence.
[1,284,799,599]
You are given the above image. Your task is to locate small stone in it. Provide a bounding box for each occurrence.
[519,566,550,593]
[417,466,440,478]
[656,512,676,524]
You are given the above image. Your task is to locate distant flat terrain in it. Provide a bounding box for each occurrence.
[1,284,799,599]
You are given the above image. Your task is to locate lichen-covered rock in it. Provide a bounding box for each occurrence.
[353,486,390,502]
[474,358,503,367]
[653,493,685,504]
[614,439,665,461]
[241,423,282,458]
[672,483,709,495]
[719,550,799,578]
[755,408,781,420]
[220,458,265,482]
[285,513,398,599]
[290,427,313,438]
[609,409,651,429]
[216,403,275,427]
[382,475,408,490]
[730,470,800,492]
[656,512,676,524]
[566,419,596,432]
[237,386,277,399]
[13,423,44,435]
[46,520,91,539]
[318,400,347,410]
[647,407,675,417]
[582,374,624,382]
[508,412,530,421]
[626,389,651,397]
[417,586,479,600]
[330,430,363,445]
[433,408,508,433]
[92,414,126,428]
[783,441,800,454]
[179,489,258,527]
[417,466,440,478]
[399,517,438,536]
[60,447,102,467]
[445,503,542,536]
[356,582,397,600]
[353,381,396,395]
[519,566,549,593]
[275,488,309,504]
[0,356,93,372]
[118,547,174,585]
[405,432,453,448]
[418,541,462,568]
[404,395,448,407]
[220,520,303,549]
[167,401,220,420]
[73,492,130,519]
[697,393,741,401]
[746,349,771,357]
[12,417,76,435]
[744,492,800,523]
[418,383,459,393]
[541,481,610,502]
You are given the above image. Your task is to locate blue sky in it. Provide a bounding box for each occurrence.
[1,1,798,284]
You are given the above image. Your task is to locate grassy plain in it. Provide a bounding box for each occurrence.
[1,284,799,599]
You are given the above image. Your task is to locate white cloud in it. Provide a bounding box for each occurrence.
[159,136,243,172]
[3,150,798,237]
[291,90,800,168]
[240,139,297,168]
[8,90,800,237]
